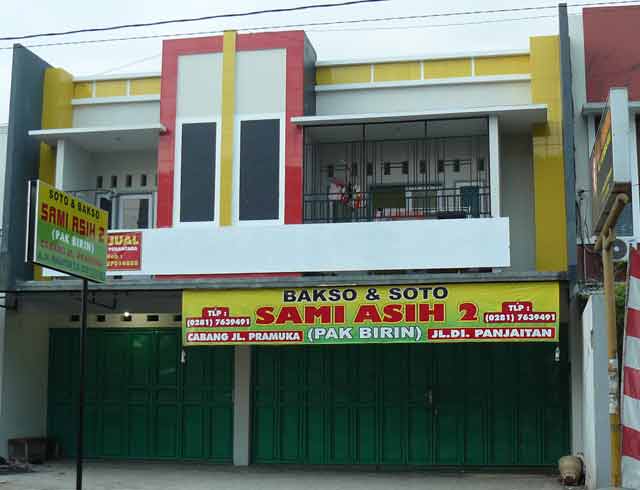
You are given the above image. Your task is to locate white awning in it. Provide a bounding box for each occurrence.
[291,104,547,133]
[28,123,165,152]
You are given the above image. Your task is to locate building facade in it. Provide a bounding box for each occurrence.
[0,28,572,469]
[567,5,640,488]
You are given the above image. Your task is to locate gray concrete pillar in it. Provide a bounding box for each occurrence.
[233,345,251,466]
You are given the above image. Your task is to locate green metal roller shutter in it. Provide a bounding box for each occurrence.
[47,328,233,461]
[252,342,569,467]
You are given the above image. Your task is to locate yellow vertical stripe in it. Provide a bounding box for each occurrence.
[219,31,236,227]
[530,36,567,272]
[37,68,73,280]
[42,68,73,131]
[474,55,530,76]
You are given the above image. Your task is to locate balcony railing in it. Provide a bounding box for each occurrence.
[67,189,156,230]
[304,184,490,224]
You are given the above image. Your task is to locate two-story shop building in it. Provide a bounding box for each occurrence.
[0,26,573,470]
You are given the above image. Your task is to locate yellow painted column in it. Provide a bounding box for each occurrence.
[36,68,73,280]
[530,36,568,272]
[219,31,237,226]
[39,68,73,183]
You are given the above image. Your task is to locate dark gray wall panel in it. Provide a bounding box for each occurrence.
[180,122,216,222]
[303,34,317,116]
[240,119,280,221]
[1,45,50,289]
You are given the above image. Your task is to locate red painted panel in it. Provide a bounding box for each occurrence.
[158,31,307,227]
[584,6,640,102]
[155,31,308,278]
[157,36,224,228]
[237,31,306,224]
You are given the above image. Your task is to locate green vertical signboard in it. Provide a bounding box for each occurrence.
[28,180,109,283]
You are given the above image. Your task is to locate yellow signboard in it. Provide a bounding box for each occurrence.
[182,282,560,346]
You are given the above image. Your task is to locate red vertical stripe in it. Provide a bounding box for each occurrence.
[625,366,640,400]
[623,425,640,460]
[630,246,640,279]
[237,31,306,225]
[157,37,224,228]
[155,32,306,277]
[628,308,640,339]
[159,32,306,228]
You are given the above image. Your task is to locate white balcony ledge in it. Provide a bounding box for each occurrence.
[44,218,510,277]
[29,123,165,152]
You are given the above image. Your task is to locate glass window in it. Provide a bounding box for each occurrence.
[180,122,216,222]
[119,195,151,229]
[239,119,280,221]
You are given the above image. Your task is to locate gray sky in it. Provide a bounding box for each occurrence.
[0,0,584,123]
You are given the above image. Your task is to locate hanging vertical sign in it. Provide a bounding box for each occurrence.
[591,87,632,234]
[26,180,109,283]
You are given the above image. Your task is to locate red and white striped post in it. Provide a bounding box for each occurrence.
[622,245,640,487]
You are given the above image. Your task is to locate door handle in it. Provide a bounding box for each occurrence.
[425,388,433,407]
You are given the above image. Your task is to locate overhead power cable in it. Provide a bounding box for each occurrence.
[1,0,640,51]
[0,0,392,42]
[311,14,558,32]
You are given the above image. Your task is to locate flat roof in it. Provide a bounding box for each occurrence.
[291,104,548,132]
[29,124,166,152]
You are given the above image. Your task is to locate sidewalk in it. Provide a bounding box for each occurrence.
[0,461,566,490]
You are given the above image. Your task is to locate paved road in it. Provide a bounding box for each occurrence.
[0,461,567,490]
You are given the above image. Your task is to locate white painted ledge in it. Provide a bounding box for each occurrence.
[44,218,511,277]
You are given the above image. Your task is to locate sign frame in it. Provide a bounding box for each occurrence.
[182,282,561,347]
[591,87,632,234]
[26,179,109,283]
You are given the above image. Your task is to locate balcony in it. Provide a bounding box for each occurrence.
[29,124,161,232]
[302,118,493,224]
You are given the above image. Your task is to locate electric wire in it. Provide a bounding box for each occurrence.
[0,13,561,52]
[2,0,640,49]
[0,0,392,41]
[1,0,639,52]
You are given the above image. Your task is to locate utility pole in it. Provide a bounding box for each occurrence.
[595,192,629,487]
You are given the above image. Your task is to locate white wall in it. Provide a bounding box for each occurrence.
[501,133,536,272]
[47,217,510,277]
[235,49,285,116]
[57,147,156,194]
[316,80,532,116]
[92,150,157,193]
[311,136,488,189]
[177,53,223,119]
[581,294,611,489]
[57,139,92,191]
[73,102,160,128]
[0,312,50,458]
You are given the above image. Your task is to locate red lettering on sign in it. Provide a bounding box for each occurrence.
[458,302,478,321]
[304,306,332,324]
[255,306,275,325]
[275,306,303,325]
[354,304,382,323]
[419,303,445,322]
[334,305,345,324]
[382,304,403,323]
